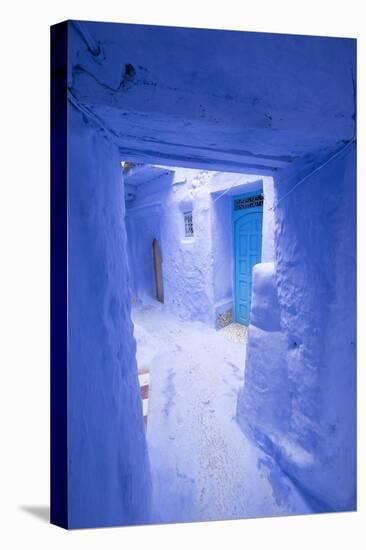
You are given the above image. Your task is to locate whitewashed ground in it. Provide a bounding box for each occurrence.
[132,301,311,524]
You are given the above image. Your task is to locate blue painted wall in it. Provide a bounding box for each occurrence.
[237,145,357,512]
[125,168,271,328]
[51,19,356,527]
[66,105,152,529]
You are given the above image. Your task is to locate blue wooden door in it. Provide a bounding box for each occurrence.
[233,193,263,325]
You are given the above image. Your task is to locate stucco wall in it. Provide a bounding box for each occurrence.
[126,168,274,327]
[67,106,152,528]
[57,20,356,528]
[126,168,214,324]
[237,145,356,512]
[69,21,355,172]
[262,178,276,262]
[210,193,233,317]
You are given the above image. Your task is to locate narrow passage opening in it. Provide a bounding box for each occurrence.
[122,161,307,522]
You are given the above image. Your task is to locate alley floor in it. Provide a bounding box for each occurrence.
[132,300,312,524]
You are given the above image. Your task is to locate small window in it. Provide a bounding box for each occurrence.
[184,211,194,238]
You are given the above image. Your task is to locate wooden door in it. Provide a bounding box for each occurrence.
[152,239,164,303]
[233,194,263,325]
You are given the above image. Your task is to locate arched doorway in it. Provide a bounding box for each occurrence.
[152,238,164,303]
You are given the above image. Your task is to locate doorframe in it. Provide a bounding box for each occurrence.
[232,190,264,325]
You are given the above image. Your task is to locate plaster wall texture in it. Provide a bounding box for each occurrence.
[67,106,152,528]
[59,21,356,527]
[125,168,275,327]
[237,145,356,512]
[262,177,276,262]
[69,21,355,171]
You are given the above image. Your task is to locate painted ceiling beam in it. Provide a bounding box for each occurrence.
[68,20,356,171]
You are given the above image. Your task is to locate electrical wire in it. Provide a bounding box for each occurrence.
[268,137,355,212]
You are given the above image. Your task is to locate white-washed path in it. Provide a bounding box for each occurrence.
[132,301,311,523]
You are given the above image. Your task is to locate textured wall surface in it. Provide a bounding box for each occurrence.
[67,106,152,528]
[262,178,276,263]
[126,167,214,324]
[125,167,274,327]
[68,21,355,172]
[238,146,356,512]
[52,20,356,527]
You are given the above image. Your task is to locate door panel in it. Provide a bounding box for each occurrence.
[234,210,262,325]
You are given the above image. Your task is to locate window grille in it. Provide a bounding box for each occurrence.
[184,211,194,237]
[234,193,264,211]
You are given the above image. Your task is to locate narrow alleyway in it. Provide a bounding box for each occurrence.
[132,301,311,523]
